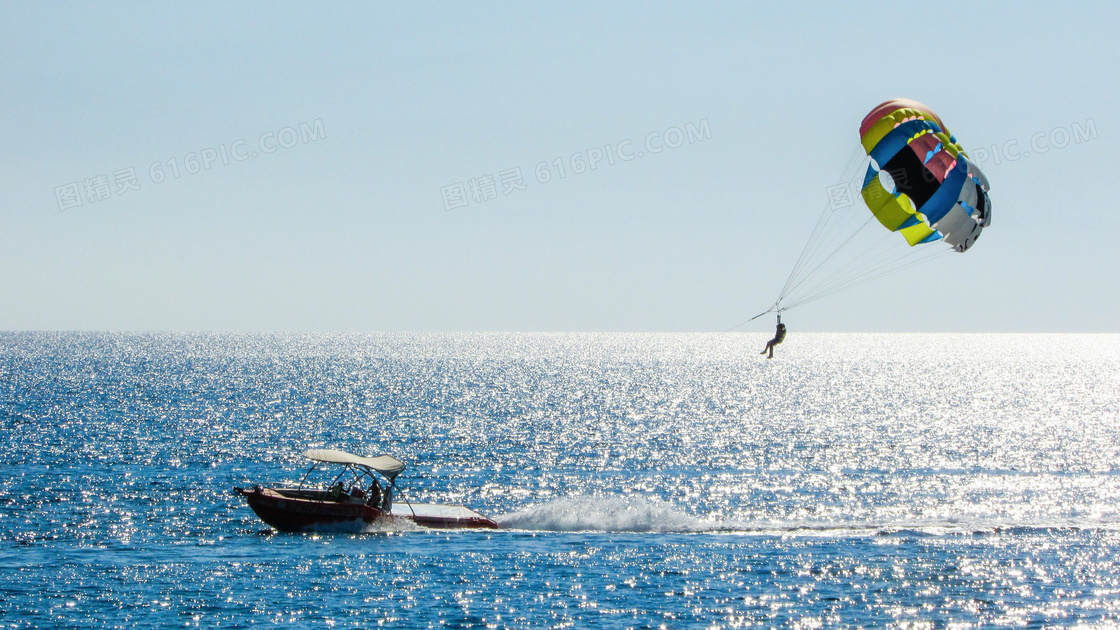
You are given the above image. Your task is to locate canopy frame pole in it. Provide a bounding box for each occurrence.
[297,461,320,492]
[390,479,418,519]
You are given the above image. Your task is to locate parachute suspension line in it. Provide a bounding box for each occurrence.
[789,240,950,307]
[782,222,902,305]
[788,251,945,309]
[763,141,961,317]
[783,146,866,282]
[785,233,926,309]
[780,246,950,311]
[772,146,869,313]
[777,214,878,304]
[777,197,837,298]
[776,206,841,304]
[775,163,886,310]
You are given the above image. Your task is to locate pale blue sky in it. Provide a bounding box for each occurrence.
[2,2,1115,332]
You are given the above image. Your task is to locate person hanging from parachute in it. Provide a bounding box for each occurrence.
[760,313,786,359]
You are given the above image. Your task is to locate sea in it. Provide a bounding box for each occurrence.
[2,332,1119,628]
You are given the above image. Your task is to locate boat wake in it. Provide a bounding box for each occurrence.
[493,495,1120,536]
[495,495,716,533]
[360,519,424,534]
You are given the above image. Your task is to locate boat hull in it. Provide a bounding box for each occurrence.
[235,486,499,531]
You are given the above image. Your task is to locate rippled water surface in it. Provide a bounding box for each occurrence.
[3,332,1120,628]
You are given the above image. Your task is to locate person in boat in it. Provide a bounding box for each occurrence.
[366,479,383,508]
[760,316,787,359]
[328,481,345,501]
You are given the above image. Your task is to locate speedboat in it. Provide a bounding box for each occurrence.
[235,448,499,531]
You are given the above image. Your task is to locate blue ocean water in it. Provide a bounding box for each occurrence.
[2,332,1119,628]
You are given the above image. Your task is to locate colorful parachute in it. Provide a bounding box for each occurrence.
[859,99,991,252]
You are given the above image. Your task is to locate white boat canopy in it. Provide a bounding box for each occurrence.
[304,449,406,480]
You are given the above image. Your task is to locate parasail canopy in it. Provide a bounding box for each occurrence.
[859,98,991,253]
